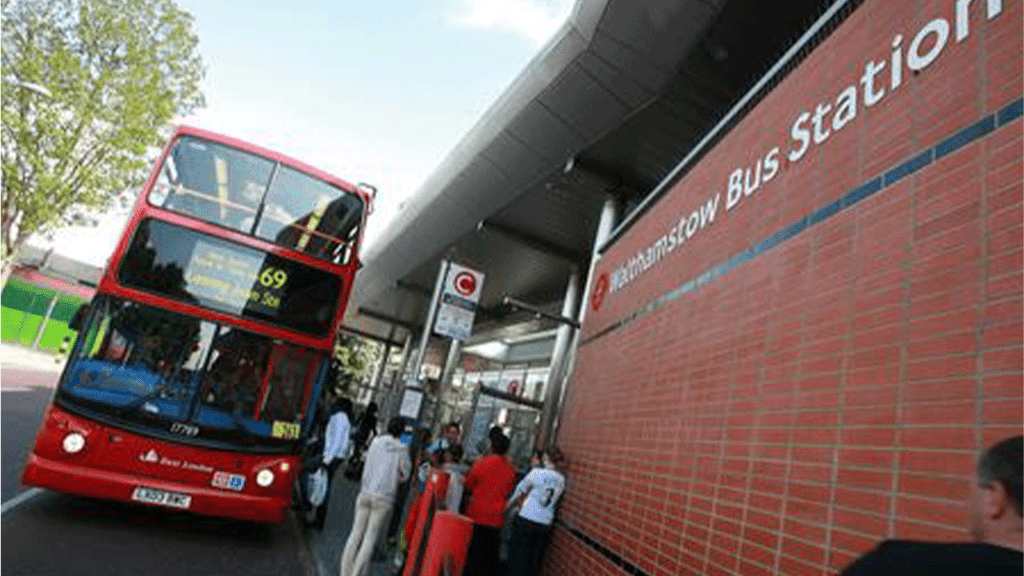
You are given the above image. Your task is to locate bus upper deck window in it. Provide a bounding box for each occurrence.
[255,166,363,264]
[152,137,274,234]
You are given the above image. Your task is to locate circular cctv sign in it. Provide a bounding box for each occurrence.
[453,271,477,297]
[591,273,609,312]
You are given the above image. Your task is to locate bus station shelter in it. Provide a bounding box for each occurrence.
[342,0,1023,573]
[342,0,841,461]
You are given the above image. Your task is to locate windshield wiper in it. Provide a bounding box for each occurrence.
[117,376,181,418]
[117,341,191,418]
[211,404,251,435]
[119,383,254,438]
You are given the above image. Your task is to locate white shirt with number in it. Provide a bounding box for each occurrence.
[512,467,565,526]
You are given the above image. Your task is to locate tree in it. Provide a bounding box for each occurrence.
[328,332,384,397]
[1,0,205,286]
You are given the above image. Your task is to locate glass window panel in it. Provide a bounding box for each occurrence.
[256,166,364,264]
[151,136,274,234]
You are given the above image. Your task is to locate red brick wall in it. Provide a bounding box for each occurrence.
[552,0,1022,575]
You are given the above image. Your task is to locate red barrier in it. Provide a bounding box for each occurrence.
[419,511,474,576]
[403,469,452,576]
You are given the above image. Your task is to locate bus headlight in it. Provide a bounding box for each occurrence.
[256,469,275,487]
[62,432,86,453]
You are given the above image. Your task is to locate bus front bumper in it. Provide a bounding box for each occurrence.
[22,454,290,524]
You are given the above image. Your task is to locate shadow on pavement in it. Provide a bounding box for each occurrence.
[56,494,281,547]
[299,475,401,576]
[1,491,304,576]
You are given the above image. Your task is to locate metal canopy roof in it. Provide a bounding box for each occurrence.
[344,0,833,349]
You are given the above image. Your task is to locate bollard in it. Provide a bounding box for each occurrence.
[402,468,451,576]
[55,335,71,363]
[419,511,473,576]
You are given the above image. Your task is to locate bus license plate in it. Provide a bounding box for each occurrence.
[131,487,192,509]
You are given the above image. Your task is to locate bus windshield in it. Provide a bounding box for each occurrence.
[148,135,364,265]
[59,296,324,452]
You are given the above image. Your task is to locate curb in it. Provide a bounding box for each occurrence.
[289,509,326,576]
[0,488,45,516]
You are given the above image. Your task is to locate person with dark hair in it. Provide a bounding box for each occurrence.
[351,401,378,452]
[311,396,354,529]
[426,421,461,456]
[344,401,379,481]
[473,425,506,461]
[505,447,567,576]
[421,422,461,485]
[463,432,516,576]
[839,435,1023,575]
[442,443,468,512]
[411,427,434,493]
[339,417,410,576]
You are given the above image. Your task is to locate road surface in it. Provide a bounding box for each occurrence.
[2,367,59,502]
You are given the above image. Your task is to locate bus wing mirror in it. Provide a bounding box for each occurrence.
[69,303,91,331]
[357,183,377,215]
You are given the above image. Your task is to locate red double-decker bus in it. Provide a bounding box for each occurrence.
[22,125,373,524]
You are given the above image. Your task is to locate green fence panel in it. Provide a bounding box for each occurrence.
[39,319,77,350]
[18,316,43,346]
[0,278,37,309]
[29,290,56,316]
[1,307,27,340]
[51,295,85,323]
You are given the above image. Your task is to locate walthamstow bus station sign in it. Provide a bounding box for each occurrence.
[605,0,1006,299]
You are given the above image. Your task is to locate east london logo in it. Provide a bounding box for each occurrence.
[600,0,1006,308]
[138,450,214,473]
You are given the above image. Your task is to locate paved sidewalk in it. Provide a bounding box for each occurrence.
[297,474,406,576]
[0,342,66,375]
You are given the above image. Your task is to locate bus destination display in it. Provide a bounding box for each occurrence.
[120,219,341,336]
[187,239,286,317]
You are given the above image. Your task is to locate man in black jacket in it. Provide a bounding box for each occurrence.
[839,435,1022,575]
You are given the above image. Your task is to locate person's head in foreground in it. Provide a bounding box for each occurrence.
[489,433,510,457]
[543,446,565,470]
[529,450,543,469]
[839,435,1022,576]
[386,417,403,438]
[970,435,1022,549]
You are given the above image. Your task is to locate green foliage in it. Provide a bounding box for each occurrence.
[330,332,383,395]
[1,0,205,263]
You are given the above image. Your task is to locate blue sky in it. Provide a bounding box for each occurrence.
[42,0,573,266]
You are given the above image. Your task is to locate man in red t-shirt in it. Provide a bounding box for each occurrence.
[463,432,515,576]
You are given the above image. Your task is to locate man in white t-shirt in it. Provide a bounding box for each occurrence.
[339,417,411,576]
[505,448,567,576]
[312,397,353,529]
